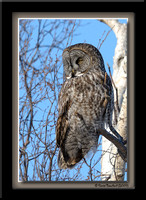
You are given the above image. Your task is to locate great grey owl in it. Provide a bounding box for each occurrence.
[56,43,117,169]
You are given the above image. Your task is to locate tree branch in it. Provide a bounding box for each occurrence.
[98,128,127,162]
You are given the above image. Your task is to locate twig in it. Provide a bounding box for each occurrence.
[66,20,76,47]
[98,25,115,50]
[97,30,106,49]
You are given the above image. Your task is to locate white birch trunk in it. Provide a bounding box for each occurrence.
[99,19,127,181]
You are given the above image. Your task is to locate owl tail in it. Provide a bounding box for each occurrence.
[57,150,68,169]
[57,149,80,169]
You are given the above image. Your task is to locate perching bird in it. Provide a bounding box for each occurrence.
[56,43,117,169]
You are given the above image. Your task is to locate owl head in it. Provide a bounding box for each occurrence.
[62,43,105,79]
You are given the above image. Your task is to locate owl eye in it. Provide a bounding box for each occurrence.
[76,57,83,66]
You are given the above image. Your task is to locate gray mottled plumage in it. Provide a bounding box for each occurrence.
[56,43,114,169]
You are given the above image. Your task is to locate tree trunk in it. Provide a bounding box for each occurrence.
[99,19,127,181]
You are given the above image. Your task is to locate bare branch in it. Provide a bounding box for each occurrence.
[98,24,115,50]
[98,128,127,162]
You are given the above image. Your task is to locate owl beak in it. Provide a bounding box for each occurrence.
[72,69,75,77]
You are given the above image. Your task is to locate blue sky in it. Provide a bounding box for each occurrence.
[19,18,127,181]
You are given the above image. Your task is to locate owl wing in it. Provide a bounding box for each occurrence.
[56,100,71,147]
[56,82,72,148]
[100,72,112,118]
